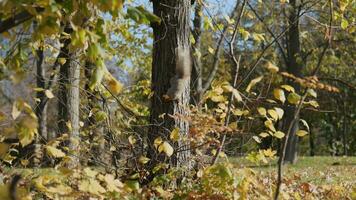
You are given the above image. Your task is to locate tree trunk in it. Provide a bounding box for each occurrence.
[57,26,72,135]
[57,25,80,167]
[148,0,191,172]
[191,2,203,105]
[33,44,46,167]
[67,50,80,167]
[283,0,302,164]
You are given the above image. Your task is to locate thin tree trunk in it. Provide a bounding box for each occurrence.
[67,50,80,167]
[57,26,72,135]
[33,43,46,167]
[191,1,203,105]
[148,0,191,174]
[283,0,302,164]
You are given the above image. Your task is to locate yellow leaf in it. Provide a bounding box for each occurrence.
[18,117,38,146]
[211,95,225,102]
[281,84,295,93]
[84,167,98,178]
[128,136,136,145]
[252,136,261,143]
[263,148,276,157]
[45,90,54,99]
[246,76,263,92]
[307,88,317,98]
[170,128,180,142]
[296,130,308,137]
[274,131,285,139]
[266,61,279,73]
[106,77,123,95]
[232,109,244,116]
[58,58,66,65]
[138,156,150,164]
[12,101,21,120]
[274,107,284,120]
[259,132,270,138]
[104,174,123,192]
[208,46,215,54]
[0,143,10,158]
[46,146,65,158]
[268,109,278,121]
[264,120,276,132]
[273,88,286,103]
[257,107,267,116]
[154,137,163,149]
[232,89,242,102]
[79,179,106,195]
[160,141,174,157]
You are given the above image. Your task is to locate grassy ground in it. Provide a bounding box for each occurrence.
[230,156,356,186]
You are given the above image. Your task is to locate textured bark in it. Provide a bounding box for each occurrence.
[33,46,46,166]
[67,51,80,167]
[149,0,191,170]
[57,25,80,167]
[283,0,302,164]
[191,2,203,105]
[57,26,72,135]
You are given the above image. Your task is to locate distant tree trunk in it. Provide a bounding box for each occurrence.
[283,0,303,164]
[191,1,241,105]
[57,26,72,135]
[148,0,191,172]
[33,43,46,166]
[57,25,80,167]
[191,1,203,105]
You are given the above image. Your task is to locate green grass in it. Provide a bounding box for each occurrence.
[230,156,356,185]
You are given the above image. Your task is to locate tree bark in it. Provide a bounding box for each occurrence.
[148,0,191,172]
[33,45,46,166]
[191,2,203,105]
[57,25,80,167]
[57,26,72,135]
[283,0,303,164]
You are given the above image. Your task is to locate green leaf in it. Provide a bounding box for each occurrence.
[341,18,349,29]
[89,59,107,90]
[287,93,301,104]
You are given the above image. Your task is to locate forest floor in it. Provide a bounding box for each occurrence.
[230,156,356,186]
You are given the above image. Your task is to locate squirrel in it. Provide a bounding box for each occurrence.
[165,46,191,101]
